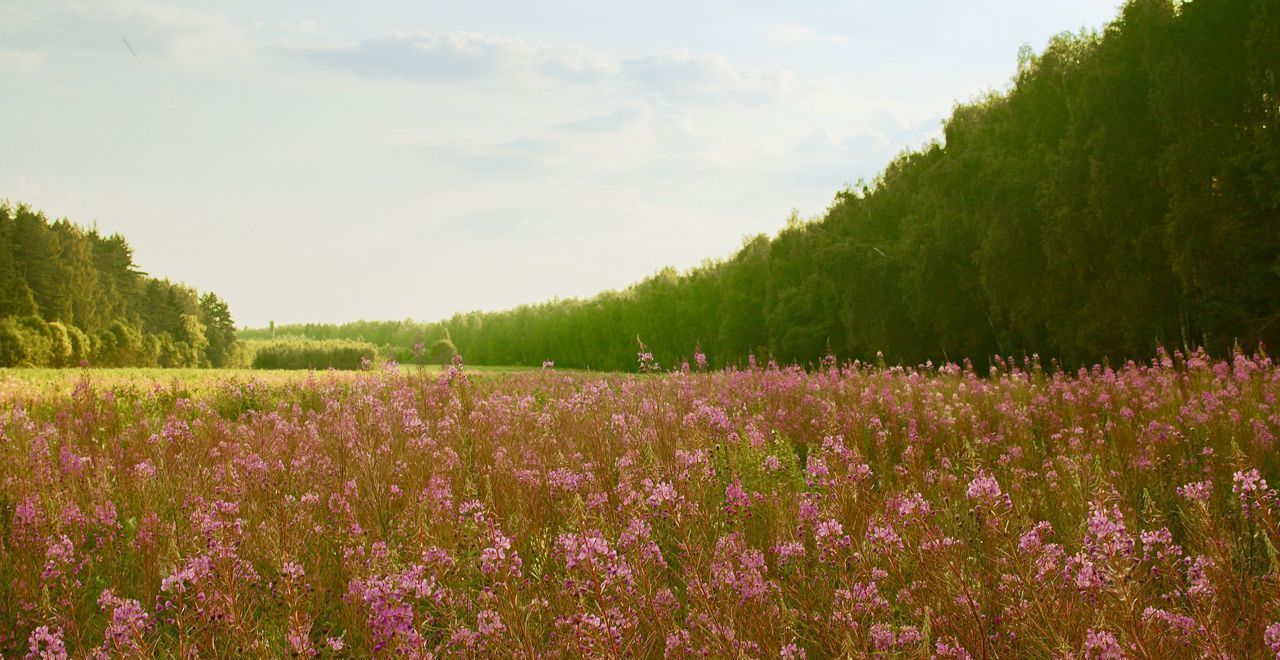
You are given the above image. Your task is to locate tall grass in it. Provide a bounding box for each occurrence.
[2,349,1279,657]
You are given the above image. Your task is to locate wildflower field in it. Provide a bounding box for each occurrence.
[4,350,1280,658]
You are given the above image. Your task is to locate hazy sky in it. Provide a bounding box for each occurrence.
[1,0,1123,328]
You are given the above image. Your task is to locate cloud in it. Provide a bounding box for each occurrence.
[308,32,523,82]
[767,26,848,45]
[536,47,618,81]
[307,32,620,84]
[281,18,323,36]
[305,31,792,105]
[768,25,849,45]
[556,103,653,133]
[621,52,792,103]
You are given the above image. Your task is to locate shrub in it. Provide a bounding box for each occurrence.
[247,338,380,370]
[91,321,151,367]
[64,324,90,366]
[429,334,457,366]
[0,316,55,366]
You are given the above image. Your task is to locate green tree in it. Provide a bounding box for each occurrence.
[430,332,458,366]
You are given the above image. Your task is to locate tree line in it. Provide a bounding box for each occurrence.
[0,202,238,367]
[247,0,1278,372]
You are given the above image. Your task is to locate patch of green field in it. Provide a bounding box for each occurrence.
[0,364,546,400]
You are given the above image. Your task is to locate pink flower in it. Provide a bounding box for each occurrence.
[1019,521,1054,552]
[1185,556,1215,598]
[1233,468,1274,514]
[98,589,151,652]
[477,609,505,637]
[1142,608,1198,639]
[1083,503,1133,560]
[1265,622,1280,657]
[481,530,523,580]
[1083,628,1124,659]
[966,469,1005,508]
[866,522,905,551]
[869,623,896,651]
[694,348,708,370]
[1177,479,1213,502]
[814,518,851,560]
[774,541,806,566]
[41,535,76,581]
[25,626,68,660]
[935,637,972,659]
[281,561,305,581]
[724,480,751,515]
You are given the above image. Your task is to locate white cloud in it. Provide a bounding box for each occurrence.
[281,18,323,36]
[536,47,618,81]
[621,51,793,104]
[307,32,622,83]
[305,31,793,105]
[556,103,653,133]
[308,32,524,81]
[767,26,848,45]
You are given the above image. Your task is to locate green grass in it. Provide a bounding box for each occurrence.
[0,364,549,400]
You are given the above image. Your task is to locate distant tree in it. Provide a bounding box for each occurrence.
[0,208,37,318]
[9,205,66,320]
[200,293,238,367]
[430,332,458,366]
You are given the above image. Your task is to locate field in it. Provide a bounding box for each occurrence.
[3,351,1280,658]
[0,365,542,401]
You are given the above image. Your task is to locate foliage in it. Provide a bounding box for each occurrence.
[429,332,457,366]
[245,337,381,370]
[0,202,239,368]
[242,0,1280,371]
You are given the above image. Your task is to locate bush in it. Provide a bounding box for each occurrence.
[0,316,53,366]
[430,335,458,366]
[47,322,92,367]
[247,338,380,370]
[63,323,91,366]
[92,321,150,367]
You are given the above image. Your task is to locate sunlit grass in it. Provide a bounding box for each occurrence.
[0,364,547,400]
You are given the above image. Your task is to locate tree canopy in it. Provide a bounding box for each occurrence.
[0,202,239,367]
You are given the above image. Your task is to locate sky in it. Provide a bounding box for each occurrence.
[0,0,1124,328]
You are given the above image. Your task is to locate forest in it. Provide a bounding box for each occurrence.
[0,203,237,367]
[244,0,1279,372]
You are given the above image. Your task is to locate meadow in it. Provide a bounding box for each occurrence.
[0,364,540,401]
[2,349,1279,658]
